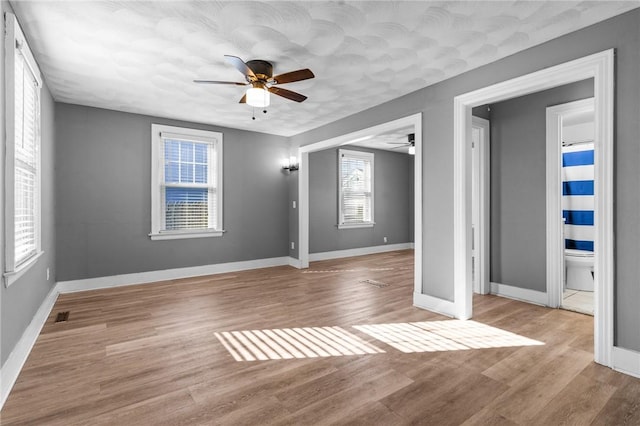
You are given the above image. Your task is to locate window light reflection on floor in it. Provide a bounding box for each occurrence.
[214,326,385,362]
[353,320,544,353]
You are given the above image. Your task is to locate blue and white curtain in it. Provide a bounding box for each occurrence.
[562,143,594,251]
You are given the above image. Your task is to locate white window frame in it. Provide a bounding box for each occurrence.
[150,124,224,240]
[4,13,43,287]
[338,149,375,229]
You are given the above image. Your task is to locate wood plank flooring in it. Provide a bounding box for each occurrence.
[2,250,639,425]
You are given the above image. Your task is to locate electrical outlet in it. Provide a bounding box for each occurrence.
[292,200,296,209]
[291,242,295,250]
[383,236,388,243]
[46,268,50,281]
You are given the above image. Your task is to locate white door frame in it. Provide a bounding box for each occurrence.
[297,113,423,299]
[471,116,491,295]
[453,49,614,367]
[546,98,595,309]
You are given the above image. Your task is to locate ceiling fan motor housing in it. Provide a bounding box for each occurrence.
[246,60,273,80]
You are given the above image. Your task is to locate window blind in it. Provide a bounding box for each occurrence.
[13,48,40,267]
[340,151,373,224]
[161,138,216,231]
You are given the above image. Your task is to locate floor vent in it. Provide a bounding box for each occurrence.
[360,279,389,288]
[55,311,70,323]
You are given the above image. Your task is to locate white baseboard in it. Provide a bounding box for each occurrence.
[413,292,456,318]
[1,286,59,409]
[0,255,291,410]
[57,256,291,293]
[612,346,640,379]
[309,243,413,262]
[288,257,302,269]
[490,282,548,306]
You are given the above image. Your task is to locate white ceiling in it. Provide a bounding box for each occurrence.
[11,1,639,137]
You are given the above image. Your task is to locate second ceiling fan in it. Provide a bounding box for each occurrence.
[194,55,314,108]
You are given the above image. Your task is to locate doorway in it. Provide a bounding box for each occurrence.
[546,98,595,315]
[306,128,414,261]
[453,50,614,367]
[297,113,423,302]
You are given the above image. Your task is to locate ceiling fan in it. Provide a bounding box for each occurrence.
[388,133,416,155]
[194,55,315,109]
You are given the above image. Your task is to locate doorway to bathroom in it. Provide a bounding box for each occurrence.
[453,49,614,367]
[547,98,595,316]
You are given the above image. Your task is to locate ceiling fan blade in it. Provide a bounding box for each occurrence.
[387,142,410,145]
[268,86,307,102]
[391,145,410,150]
[194,80,248,86]
[224,55,256,79]
[273,68,315,85]
[239,94,246,104]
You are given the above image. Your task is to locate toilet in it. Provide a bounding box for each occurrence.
[564,249,594,291]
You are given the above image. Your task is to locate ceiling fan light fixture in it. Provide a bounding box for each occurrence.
[408,145,415,155]
[246,86,270,108]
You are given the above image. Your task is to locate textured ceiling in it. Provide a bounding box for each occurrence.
[12,1,639,137]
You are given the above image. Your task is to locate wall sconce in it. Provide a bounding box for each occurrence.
[282,156,299,172]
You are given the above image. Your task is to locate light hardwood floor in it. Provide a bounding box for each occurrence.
[2,250,639,425]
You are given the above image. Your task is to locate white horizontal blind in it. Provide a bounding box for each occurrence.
[13,45,40,267]
[161,136,216,231]
[339,150,373,224]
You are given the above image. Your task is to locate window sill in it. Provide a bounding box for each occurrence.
[149,229,226,241]
[337,223,375,229]
[4,251,44,288]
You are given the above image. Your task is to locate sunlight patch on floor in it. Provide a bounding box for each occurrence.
[215,326,385,361]
[353,320,544,353]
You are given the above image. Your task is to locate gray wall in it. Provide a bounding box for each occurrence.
[1,0,57,365]
[472,105,490,120]
[309,146,413,253]
[489,80,594,292]
[55,104,289,281]
[287,161,299,259]
[292,9,640,351]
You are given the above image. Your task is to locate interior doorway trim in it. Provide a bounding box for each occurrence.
[298,113,422,299]
[546,98,595,309]
[453,49,614,367]
[471,116,491,295]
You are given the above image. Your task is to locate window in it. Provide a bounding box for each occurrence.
[4,14,43,286]
[150,124,223,240]
[338,149,374,228]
